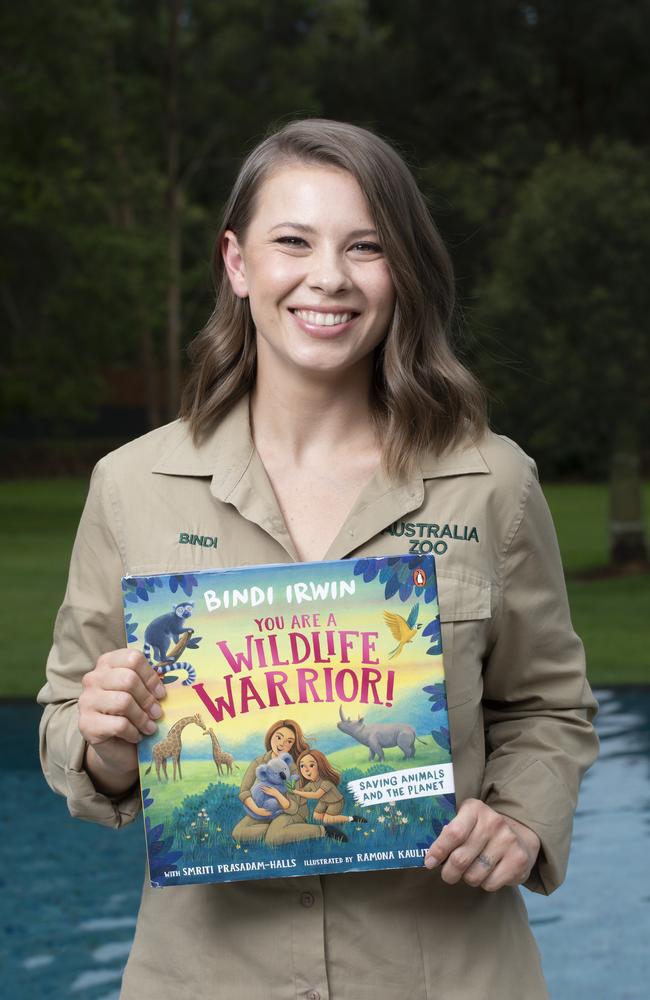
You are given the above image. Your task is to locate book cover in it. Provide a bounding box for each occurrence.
[122,555,455,887]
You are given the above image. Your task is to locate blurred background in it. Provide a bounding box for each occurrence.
[1,2,648,998]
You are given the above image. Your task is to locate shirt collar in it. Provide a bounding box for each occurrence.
[151,393,490,486]
[151,394,490,560]
[151,393,254,494]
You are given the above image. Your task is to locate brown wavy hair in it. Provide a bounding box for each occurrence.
[296,749,341,789]
[180,118,487,478]
[264,719,309,762]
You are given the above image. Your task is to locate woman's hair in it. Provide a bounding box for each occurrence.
[264,719,309,761]
[296,749,341,789]
[180,118,487,478]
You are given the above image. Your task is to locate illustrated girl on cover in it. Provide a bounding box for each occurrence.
[294,748,367,825]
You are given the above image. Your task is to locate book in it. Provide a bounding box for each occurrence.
[122,555,455,887]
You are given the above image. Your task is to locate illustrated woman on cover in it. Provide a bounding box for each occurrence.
[38,118,598,999]
[232,718,348,846]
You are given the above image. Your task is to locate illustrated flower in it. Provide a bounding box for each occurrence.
[401,817,408,824]
[384,805,391,813]
[377,816,386,824]
[395,810,402,816]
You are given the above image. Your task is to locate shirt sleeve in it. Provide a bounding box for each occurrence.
[238,757,262,803]
[37,459,142,829]
[481,463,599,895]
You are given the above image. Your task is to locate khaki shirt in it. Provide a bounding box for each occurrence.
[38,394,598,1000]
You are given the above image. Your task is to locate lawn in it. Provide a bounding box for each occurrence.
[543,483,650,684]
[2,478,649,698]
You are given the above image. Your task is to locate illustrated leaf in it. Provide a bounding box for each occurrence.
[363,560,381,582]
[431,727,450,751]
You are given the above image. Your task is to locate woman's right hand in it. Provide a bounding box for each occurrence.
[78,649,166,794]
[244,795,272,819]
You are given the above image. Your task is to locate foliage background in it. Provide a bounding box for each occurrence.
[2,0,649,477]
[1,1,648,686]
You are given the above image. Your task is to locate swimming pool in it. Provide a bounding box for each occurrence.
[2,689,647,999]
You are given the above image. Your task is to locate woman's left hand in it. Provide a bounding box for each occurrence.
[423,798,541,891]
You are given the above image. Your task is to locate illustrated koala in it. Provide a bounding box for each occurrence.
[243,752,294,819]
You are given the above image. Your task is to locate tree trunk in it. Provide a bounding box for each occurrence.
[609,422,649,568]
[166,0,182,421]
[105,40,161,430]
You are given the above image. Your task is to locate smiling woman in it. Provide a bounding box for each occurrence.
[181,119,486,484]
[221,165,395,379]
[38,118,598,1000]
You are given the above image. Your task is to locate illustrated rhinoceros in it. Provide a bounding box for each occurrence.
[337,706,428,761]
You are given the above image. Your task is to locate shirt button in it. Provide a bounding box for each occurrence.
[307,992,320,1000]
[300,891,315,907]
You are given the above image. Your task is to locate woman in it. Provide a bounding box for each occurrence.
[232,718,347,845]
[38,118,598,999]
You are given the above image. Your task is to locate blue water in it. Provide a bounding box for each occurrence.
[2,689,648,999]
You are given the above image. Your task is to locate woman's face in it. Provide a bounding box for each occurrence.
[270,726,296,755]
[222,164,396,382]
[299,754,319,781]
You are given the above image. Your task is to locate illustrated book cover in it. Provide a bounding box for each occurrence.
[122,555,456,887]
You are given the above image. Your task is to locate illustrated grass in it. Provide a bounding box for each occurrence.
[2,477,649,697]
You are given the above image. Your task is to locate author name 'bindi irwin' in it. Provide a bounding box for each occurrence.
[204,576,355,612]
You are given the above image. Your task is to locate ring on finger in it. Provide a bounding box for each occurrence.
[474,853,494,869]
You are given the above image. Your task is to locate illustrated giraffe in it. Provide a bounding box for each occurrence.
[204,727,238,776]
[145,713,207,781]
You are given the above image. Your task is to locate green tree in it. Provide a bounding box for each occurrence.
[0,0,168,432]
[478,142,650,567]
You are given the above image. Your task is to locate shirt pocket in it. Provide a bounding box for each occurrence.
[437,570,492,709]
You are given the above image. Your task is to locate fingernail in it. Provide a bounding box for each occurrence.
[155,684,166,698]
[144,720,157,735]
[149,703,163,720]
[424,855,438,870]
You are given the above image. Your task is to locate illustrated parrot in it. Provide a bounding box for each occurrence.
[383,603,421,659]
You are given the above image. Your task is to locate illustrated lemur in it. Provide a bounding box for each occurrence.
[143,603,194,664]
